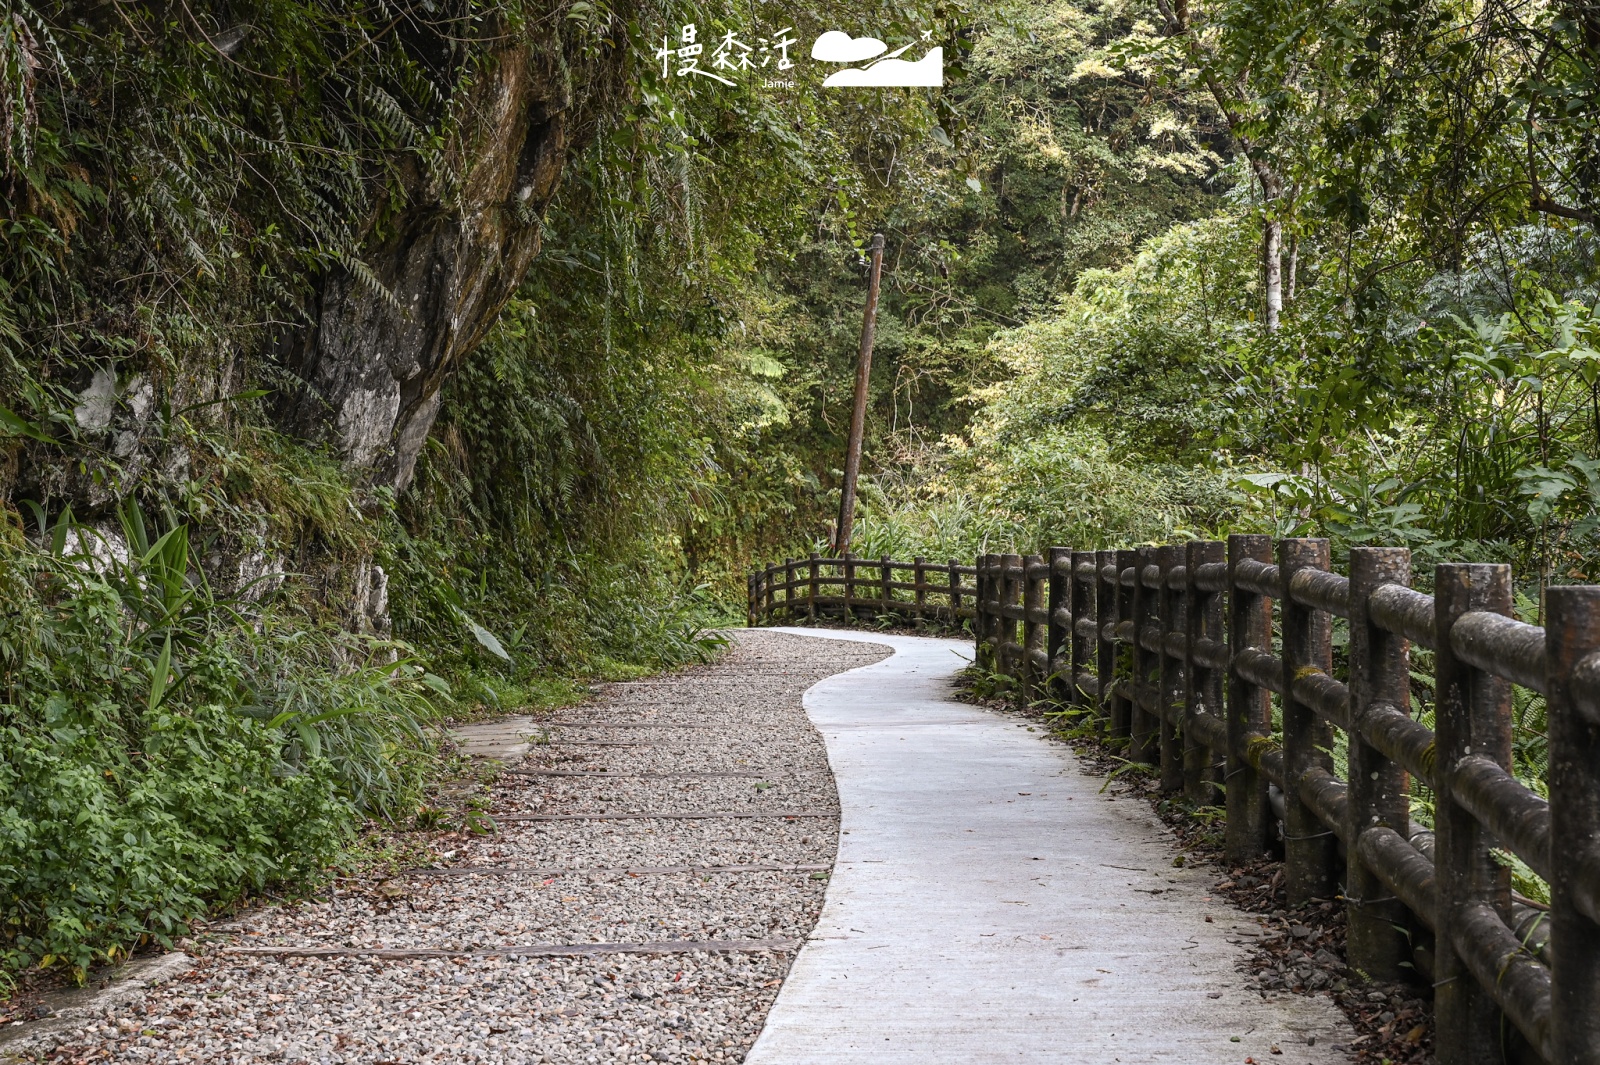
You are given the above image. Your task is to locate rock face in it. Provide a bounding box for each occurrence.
[288,28,582,492]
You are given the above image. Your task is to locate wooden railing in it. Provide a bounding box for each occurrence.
[746,553,977,627]
[748,539,1600,1063]
[970,539,1600,1065]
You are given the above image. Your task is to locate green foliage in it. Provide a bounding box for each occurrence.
[0,699,347,977]
[955,0,1223,299]
[665,0,1227,580]
[845,212,1256,558]
[0,503,444,979]
[906,190,1600,589]
[0,0,543,462]
[390,0,987,618]
[6,0,1594,997]
[849,425,1209,558]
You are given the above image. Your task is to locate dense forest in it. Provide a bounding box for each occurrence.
[1,0,1597,984]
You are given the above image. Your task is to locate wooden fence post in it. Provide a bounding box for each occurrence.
[781,558,793,618]
[880,555,893,617]
[913,556,928,622]
[985,550,998,668]
[1047,546,1072,702]
[1130,546,1159,766]
[1097,550,1118,733]
[1072,549,1099,715]
[948,559,962,628]
[984,554,999,673]
[764,562,777,618]
[1433,563,1514,1064]
[1022,553,1046,704]
[988,553,1004,670]
[1157,544,1184,792]
[807,553,820,622]
[748,572,758,627]
[1226,534,1273,866]
[1345,547,1414,981]
[1001,552,1024,696]
[1184,540,1225,804]
[1546,585,1600,1065]
[974,555,992,670]
[987,554,1005,682]
[1278,537,1339,907]
[982,555,998,672]
[1112,548,1138,743]
[843,552,857,622]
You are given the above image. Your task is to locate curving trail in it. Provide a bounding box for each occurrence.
[748,628,1355,1065]
[9,631,884,1065]
[7,628,1357,1065]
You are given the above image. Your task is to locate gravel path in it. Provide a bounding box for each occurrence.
[16,630,888,1065]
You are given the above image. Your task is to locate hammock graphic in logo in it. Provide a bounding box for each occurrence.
[812,31,943,87]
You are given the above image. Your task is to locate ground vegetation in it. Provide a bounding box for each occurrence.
[3,0,1598,991]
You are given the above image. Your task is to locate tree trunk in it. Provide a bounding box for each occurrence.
[1263,218,1283,332]
[1286,234,1299,304]
[1152,0,1291,333]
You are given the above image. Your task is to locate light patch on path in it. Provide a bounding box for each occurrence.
[452,714,539,762]
[748,628,1354,1065]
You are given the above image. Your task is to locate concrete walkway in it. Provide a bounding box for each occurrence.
[748,628,1354,1065]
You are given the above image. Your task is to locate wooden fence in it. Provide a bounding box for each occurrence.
[746,553,977,627]
[979,539,1600,1065]
[749,538,1600,1065]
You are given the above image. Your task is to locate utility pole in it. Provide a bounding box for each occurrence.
[834,232,885,554]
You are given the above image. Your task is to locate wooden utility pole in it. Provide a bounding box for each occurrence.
[834,232,885,554]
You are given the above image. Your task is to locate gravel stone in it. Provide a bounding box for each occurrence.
[23,631,888,1065]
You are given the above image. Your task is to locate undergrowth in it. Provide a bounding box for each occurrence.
[0,499,451,980]
[0,479,730,987]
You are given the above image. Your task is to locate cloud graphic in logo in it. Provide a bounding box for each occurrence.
[822,47,944,87]
[811,30,888,63]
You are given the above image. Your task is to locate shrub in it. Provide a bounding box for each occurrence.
[0,504,441,979]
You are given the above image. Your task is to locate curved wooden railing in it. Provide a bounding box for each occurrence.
[747,553,977,627]
[750,538,1600,1065]
[976,539,1599,1065]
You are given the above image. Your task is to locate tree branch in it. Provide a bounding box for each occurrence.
[1150,0,1282,197]
[1530,190,1598,227]
[1151,0,1186,33]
